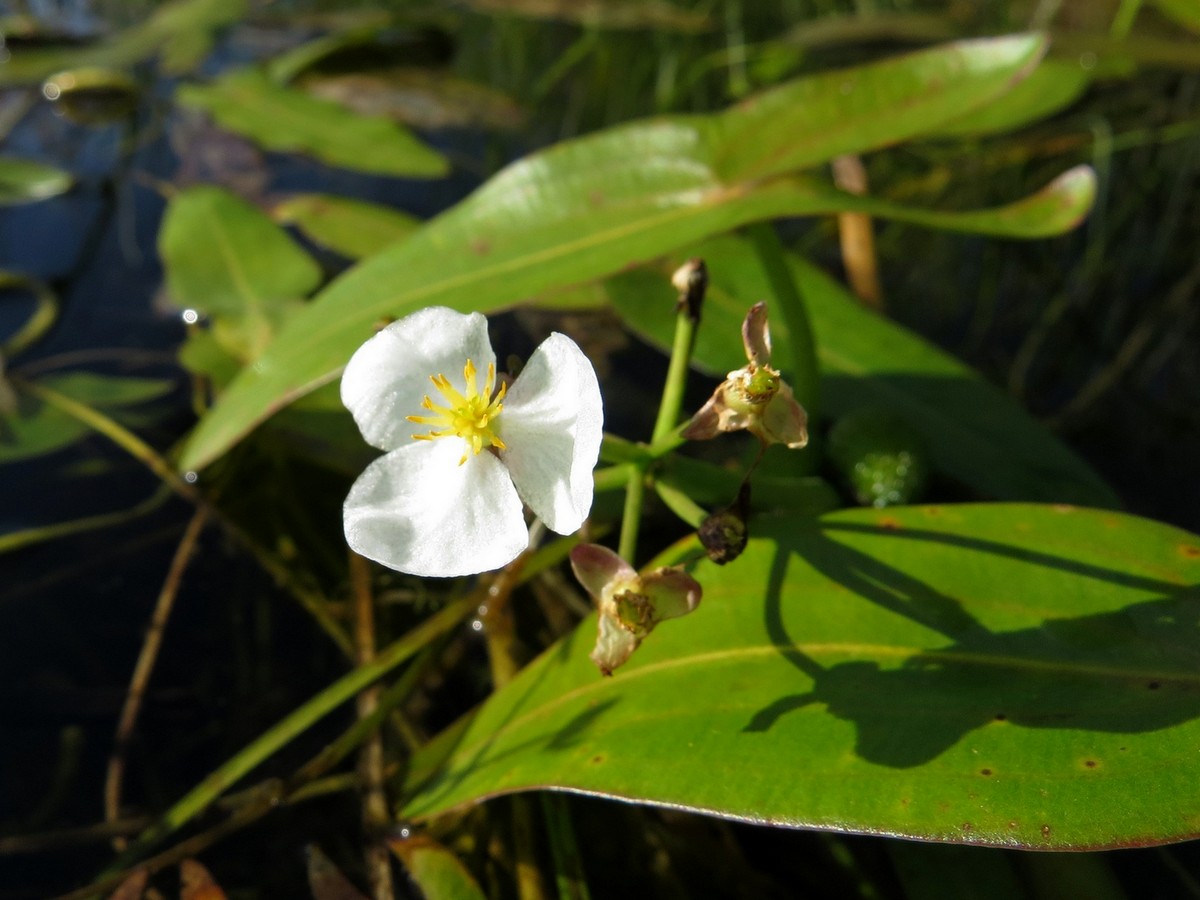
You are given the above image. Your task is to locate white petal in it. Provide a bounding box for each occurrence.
[496,333,603,535]
[343,439,527,577]
[341,307,496,451]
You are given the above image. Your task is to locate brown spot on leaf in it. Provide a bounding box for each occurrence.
[1149,681,1161,690]
[878,517,901,530]
[1084,759,1098,769]
[980,768,993,776]
[1041,824,1052,839]
[961,822,973,832]
[470,238,491,256]
[1181,544,1200,559]
[1008,820,1019,830]
[924,506,942,516]
[1052,504,1075,513]
[591,755,605,765]
[588,190,606,207]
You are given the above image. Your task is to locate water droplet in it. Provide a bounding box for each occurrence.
[470,619,483,632]
[42,83,61,101]
[184,471,199,484]
[181,308,200,325]
[1078,52,1097,71]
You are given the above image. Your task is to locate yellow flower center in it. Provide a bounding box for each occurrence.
[406,359,507,465]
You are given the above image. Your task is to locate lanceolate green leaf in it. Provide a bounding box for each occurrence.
[607,234,1116,506]
[178,35,1061,471]
[176,69,449,179]
[402,504,1200,850]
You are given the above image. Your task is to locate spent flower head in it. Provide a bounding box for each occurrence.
[342,307,603,578]
[683,302,807,449]
[570,543,701,676]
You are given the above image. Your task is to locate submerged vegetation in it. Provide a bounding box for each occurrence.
[3,0,1200,897]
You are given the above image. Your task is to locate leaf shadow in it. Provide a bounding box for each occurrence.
[745,520,1200,768]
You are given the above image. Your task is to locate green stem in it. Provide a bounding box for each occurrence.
[13,377,199,502]
[0,485,171,555]
[1110,0,1143,38]
[14,375,356,657]
[617,467,644,564]
[541,793,591,900]
[104,591,479,874]
[745,222,821,424]
[0,271,57,359]
[651,304,698,444]
[653,480,708,529]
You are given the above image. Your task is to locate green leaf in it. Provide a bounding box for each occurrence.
[177,35,1060,471]
[272,193,420,259]
[607,235,1116,506]
[0,0,245,85]
[388,836,487,900]
[932,58,1090,137]
[402,504,1200,851]
[1154,0,1200,32]
[176,69,449,179]
[1,373,172,462]
[0,157,72,205]
[159,186,322,360]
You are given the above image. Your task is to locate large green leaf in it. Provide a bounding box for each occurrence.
[402,504,1200,850]
[178,35,1061,471]
[0,0,245,85]
[176,69,449,179]
[607,234,1116,506]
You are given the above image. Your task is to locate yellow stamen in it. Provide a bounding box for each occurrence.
[405,359,507,464]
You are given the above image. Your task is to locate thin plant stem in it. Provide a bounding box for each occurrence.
[13,376,199,503]
[0,817,153,856]
[512,795,548,900]
[540,793,591,900]
[349,552,395,900]
[289,644,439,788]
[0,485,172,555]
[102,590,480,876]
[0,271,57,358]
[1110,0,1143,38]
[13,374,355,657]
[650,302,698,443]
[56,773,365,900]
[105,507,210,848]
[617,467,644,564]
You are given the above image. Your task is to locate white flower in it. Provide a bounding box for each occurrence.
[341,307,603,578]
